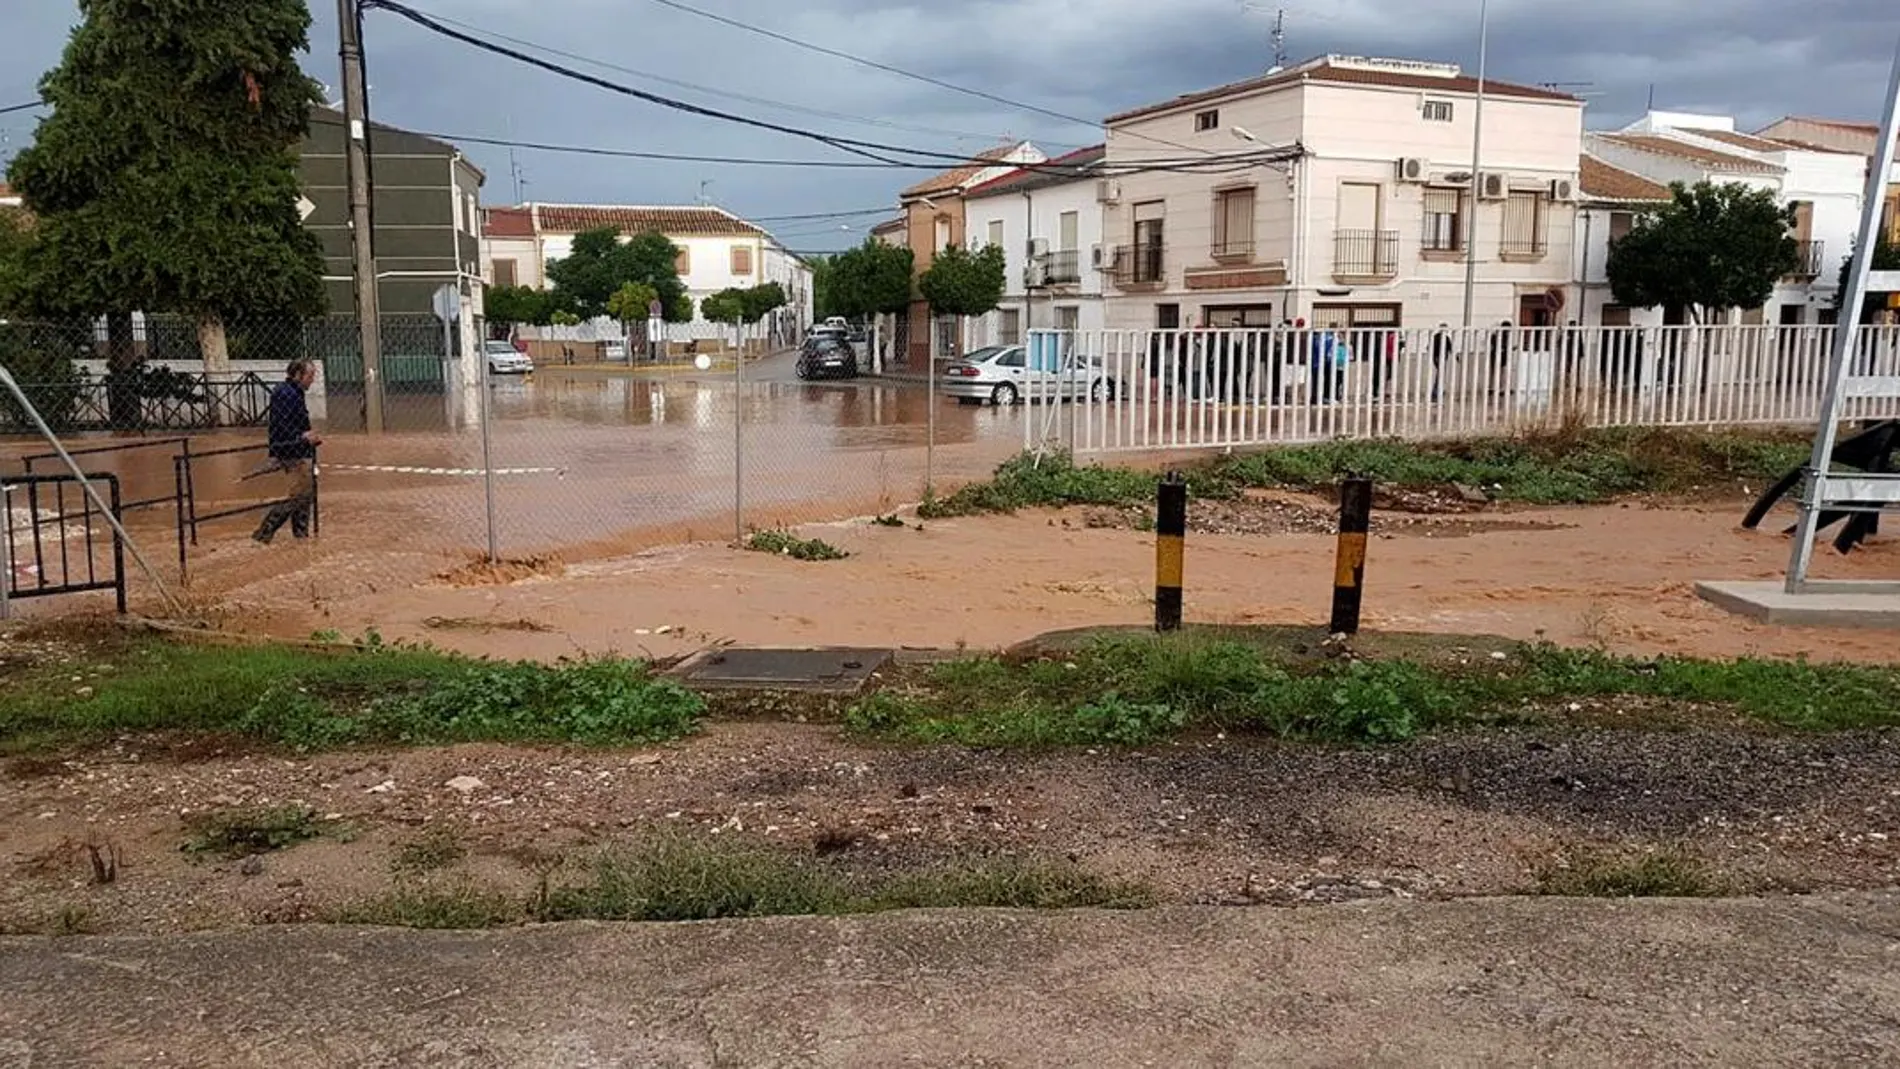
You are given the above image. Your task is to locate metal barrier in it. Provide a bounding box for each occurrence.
[21,437,192,517]
[0,472,127,616]
[174,443,320,582]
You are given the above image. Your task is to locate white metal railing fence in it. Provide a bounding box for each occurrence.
[1020,324,1900,454]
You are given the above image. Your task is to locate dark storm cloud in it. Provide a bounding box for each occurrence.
[2,0,1896,246]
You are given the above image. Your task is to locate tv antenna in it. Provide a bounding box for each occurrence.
[1240,4,1289,72]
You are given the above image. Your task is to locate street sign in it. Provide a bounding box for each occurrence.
[431,284,460,324]
[296,195,316,221]
[648,299,663,318]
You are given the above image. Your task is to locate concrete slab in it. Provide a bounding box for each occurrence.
[670,646,891,692]
[1696,580,1900,628]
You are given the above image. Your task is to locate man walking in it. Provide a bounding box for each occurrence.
[253,360,321,544]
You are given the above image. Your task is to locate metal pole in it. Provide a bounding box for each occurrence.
[339,0,385,433]
[734,321,745,541]
[1330,476,1374,635]
[0,365,184,616]
[1154,472,1186,632]
[1787,33,1900,590]
[0,484,12,621]
[926,325,937,497]
[477,335,499,562]
[1460,0,1489,331]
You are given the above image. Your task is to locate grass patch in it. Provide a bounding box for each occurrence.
[925,428,1808,518]
[183,805,326,860]
[845,631,1900,748]
[1537,847,1722,898]
[392,827,466,874]
[537,838,1152,922]
[330,883,522,929]
[745,528,850,560]
[0,633,704,756]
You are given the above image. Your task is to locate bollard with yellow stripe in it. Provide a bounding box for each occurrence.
[1155,472,1187,632]
[1330,476,1374,635]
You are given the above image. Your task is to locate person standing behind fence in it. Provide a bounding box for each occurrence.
[252,360,321,545]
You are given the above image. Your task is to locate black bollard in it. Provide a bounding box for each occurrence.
[1329,476,1373,635]
[1155,472,1187,632]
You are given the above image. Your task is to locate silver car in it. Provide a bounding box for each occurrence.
[484,340,534,375]
[940,345,1118,406]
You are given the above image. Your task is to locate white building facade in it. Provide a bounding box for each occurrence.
[1573,155,1672,327]
[1100,55,1586,335]
[960,145,1110,349]
[1587,113,1868,325]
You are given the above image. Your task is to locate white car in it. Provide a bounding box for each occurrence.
[939,345,1118,406]
[484,340,534,375]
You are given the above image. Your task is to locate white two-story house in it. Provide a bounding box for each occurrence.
[959,145,1109,348]
[1573,155,1672,327]
[1586,112,1867,325]
[1100,54,1586,336]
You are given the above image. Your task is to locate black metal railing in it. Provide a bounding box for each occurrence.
[1045,249,1082,284]
[173,442,321,583]
[1420,217,1463,252]
[1211,237,1256,260]
[1500,234,1549,258]
[1787,239,1826,279]
[1333,230,1399,277]
[0,372,276,433]
[1113,243,1165,285]
[1,473,127,615]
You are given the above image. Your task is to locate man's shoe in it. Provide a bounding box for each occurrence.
[252,530,274,545]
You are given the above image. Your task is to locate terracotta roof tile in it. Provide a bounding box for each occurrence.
[1579,155,1671,202]
[481,206,535,238]
[869,216,906,234]
[965,145,1107,198]
[901,142,1032,198]
[1758,135,1865,155]
[1595,133,1782,173]
[1106,56,1577,125]
[529,205,763,237]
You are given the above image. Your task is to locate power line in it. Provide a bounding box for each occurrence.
[749,207,897,222]
[408,8,1080,151]
[640,0,1206,155]
[363,0,976,166]
[421,131,930,169]
[0,100,45,116]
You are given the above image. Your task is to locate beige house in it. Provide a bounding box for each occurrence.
[1101,54,1585,334]
[894,141,1045,366]
[1756,116,1900,244]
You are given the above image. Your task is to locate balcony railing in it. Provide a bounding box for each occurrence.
[1045,248,1081,284]
[1211,236,1255,261]
[1113,243,1165,286]
[1500,234,1549,258]
[1787,239,1826,280]
[1333,230,1399,278]
[1419,218,1463,253]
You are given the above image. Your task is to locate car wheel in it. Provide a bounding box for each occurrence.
[991,383,1019,406]
[1090,378,1116,402]
[795,362,810,380]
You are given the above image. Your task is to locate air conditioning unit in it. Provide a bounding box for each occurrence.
[1549,177,1577,202]
[1023,263,1047,288]
[1090,244,1106,268]
[1479,172,1509,200]
[1027,237,1049,259]
[1395,157,1428,183]
[1095,179,1121,204]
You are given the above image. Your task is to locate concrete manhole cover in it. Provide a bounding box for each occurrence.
[671,648,892,693]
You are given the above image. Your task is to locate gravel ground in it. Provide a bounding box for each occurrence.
[5,715,1898,934]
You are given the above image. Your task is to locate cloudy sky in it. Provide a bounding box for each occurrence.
[2,0,1896,251]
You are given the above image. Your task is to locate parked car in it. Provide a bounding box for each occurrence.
[483,340,534,375]
[939,345,1117,406]
[796,336,858,380]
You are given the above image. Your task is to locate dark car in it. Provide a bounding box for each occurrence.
[796,336,858,380]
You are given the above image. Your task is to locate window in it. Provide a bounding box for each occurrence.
[1422,100,1454,122]
[1194,109,1220,132]
[675,246,692,275]
[1500,191,1547,257]
[465,194,478,235]
[1058,210,1078,251]
[1156,303,1181,329]
[1055,306,1079,333]
[730,244,753,275]
[994,347,1026,368]
[999,308,1022,345]
[1608,211,1635,243]
[493,258,518,288]
[1212,187,1255,258]
[1421,187,1464,251]
[935,218,952,251]
[987,219,1004,249]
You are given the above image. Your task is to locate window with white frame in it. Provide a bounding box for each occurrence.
[1421,187,1464,251]
[1194,108,1220,132]
[1500,191,1547,257]
[1422,100,1454,122]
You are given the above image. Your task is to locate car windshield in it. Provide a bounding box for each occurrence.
[484,342,517,353]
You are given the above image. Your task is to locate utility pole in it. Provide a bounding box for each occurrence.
[1460,0,1490,331]
[338,0,385,433]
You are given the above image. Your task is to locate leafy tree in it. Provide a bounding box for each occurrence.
[810,255,839,320]
[669,294,695,323]
[701,288,746,325]
[740,281,788,322]
[1834,238,1900,323]
[0,208,32,317]
[545,227,687,321]
[918,243,1006,320]
[7,0,327,401]
[605,281,658,358]
[1606,181,1799,322]
[821,239,914,321]
[550,309,582,327]
[484,285,555,334]
[0,323,89,431]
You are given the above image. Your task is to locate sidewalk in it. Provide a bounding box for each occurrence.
[4,892,1895,1065]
